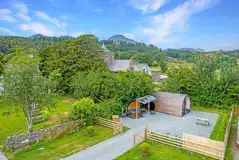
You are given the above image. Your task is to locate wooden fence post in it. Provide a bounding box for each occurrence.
[144,128,148,140]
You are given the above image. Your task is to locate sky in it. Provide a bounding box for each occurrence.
[0,0,238,51]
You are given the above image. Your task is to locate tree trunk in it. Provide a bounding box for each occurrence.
[28,121,33,133]
[27,104,33,133]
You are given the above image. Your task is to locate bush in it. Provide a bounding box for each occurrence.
[98,98,123,119]
[69,98,99,125]
[86,126,94,137]
[140,142,150,157]
[42,109,51,120]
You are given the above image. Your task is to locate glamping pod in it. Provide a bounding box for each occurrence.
[153,92,190,117]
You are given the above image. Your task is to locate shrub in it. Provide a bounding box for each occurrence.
[42,109,51,120]
[98,98,123,119]
[86,126,94,137]
[68,98,99,125]
[140,142,150,157]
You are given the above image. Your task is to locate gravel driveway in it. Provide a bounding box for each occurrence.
[62,128,138,160]
[0,151,7,160]
[63,111,218,160]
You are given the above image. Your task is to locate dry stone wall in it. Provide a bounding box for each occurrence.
[6,120,81,151]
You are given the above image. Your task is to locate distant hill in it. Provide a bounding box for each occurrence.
[29,34,74,40]
[108,35,136,44]
[59,36,74,40]
[29,34,45,39]
[0,35,69,54]
[167,48,205,52]
[180,48,205,52]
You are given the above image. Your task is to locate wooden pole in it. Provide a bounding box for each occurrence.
[145,128,148,140]
[148,103,150,112]
[136,101,138,119]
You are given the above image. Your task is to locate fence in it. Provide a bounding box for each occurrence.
[147,130,183,148]
[134,130,146,147]
[223,107,234,150]
[183,133,224,160]
[133,108,234,160]
[96,117,123,135]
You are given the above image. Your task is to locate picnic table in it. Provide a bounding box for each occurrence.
[196,117,210,126]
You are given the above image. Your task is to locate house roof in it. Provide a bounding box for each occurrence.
[134,63,151,74]
[108,60,132,72]
[136,95,156,104]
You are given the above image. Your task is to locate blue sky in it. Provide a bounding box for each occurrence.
[0,0,238,50]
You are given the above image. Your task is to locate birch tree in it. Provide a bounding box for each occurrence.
[3,53,55,132]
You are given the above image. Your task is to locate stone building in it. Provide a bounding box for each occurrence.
[102,43,151,75]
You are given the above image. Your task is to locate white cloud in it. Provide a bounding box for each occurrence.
[122,33,135,39]
[0,9,12,14]
[12,2,28,14]
[61,22,67,27]
[0,15,16,23]
[12,2,31,22]
[92,8,104,12]
[0,9,16,23]
[130,0,169,14]
[18,22,54,36]
[17,13,31,21]
[140,0,217,44]
[0,27,16,35]
[35,11,66,28]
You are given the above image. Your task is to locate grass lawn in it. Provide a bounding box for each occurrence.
[150,66,161,72]
[116,140,214,160]
[192,106,231,141]
[0,97,76,145]
[8,125,113,160]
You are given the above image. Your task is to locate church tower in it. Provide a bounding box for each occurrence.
[102,42,114,66]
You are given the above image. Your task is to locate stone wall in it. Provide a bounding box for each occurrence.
[6,120,81,151]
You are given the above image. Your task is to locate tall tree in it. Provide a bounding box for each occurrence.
[163,53,239,107]
[3,53,55,132]
[40,34,106,92]
[132,53,153,65]
[71,70,154,104]
[159,54,168,73]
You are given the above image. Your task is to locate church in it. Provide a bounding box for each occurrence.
[102,43,152,75]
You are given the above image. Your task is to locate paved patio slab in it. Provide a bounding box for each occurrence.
[123,111,219,138]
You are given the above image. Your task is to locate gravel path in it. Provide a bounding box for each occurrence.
[0,151,7,160]
[62,129,138,160]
